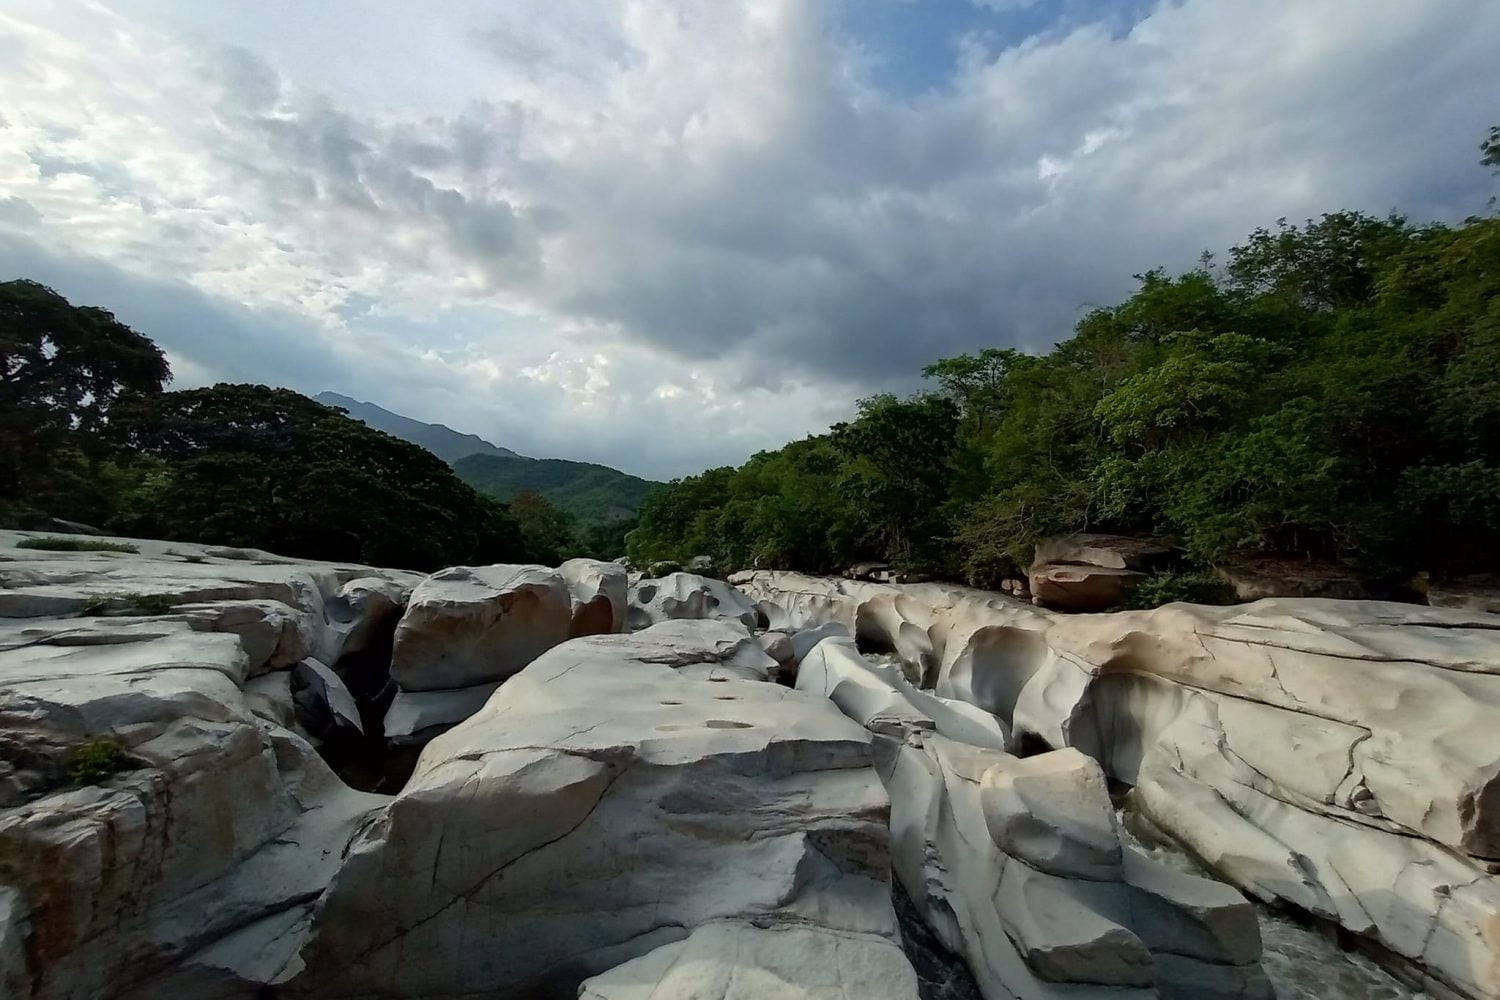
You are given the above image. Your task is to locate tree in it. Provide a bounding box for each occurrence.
[510,491,580,565]
[830,393,959,568]
[0,280,169,516]
[109,384,527,569]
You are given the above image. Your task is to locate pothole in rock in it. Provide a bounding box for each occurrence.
[705,720,753,729]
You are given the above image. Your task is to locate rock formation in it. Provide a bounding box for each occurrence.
[383,559,629,745]
[796,635,1268,998]
[1026,533,1175,612]
[627,571,760,631]
[7,527,1498,1000]
[0,531,413,999]
[295,619,913,999]
[736,570,1500,1000]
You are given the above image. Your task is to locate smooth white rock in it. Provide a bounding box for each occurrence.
[578,920,920,1000]
[294,619,904,999]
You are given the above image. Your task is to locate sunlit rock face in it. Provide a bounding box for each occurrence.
[292,620,910,999]
[796,635,1269,999]
[736,570,1500,1000]
[4,529,1492,1000]
[382,559,628,746]
[0,531,412,1000]
[626,571,760,631]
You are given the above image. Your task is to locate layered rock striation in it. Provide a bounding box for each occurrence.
[736,570,1500,999]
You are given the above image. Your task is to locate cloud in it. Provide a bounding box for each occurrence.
[0,0,1497,479]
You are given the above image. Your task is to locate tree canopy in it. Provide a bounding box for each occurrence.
[0,286,533,570]
[628,139,1500,589]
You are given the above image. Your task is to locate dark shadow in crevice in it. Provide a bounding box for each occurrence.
[315,609,419,794]
[893,879,984,1000]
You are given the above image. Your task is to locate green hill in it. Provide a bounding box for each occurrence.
[453,453,659,524]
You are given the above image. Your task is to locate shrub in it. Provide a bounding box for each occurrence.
[66,736,130,785]
[79,592,180,616]
[1123,570,1239,610]
[16,536,138,553]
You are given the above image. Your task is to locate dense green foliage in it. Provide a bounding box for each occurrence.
[631,192,1500,587]
[1,279,171,521]
[2,286,536,570]
[453,453,657,524]
[65,735,129,785]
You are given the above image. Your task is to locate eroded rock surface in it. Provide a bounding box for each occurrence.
[294,619,909,999]
[627,571,760,631]
[737,570,1500,1000]
[795,633,1267,999]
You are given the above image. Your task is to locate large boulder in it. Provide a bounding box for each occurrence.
[738,570,1500,1000]
[389,564,573,691]
[1027,533,1176,612]
[627,572,759,631]
[293,619,908,999]
[0,615,387,1000]
[560,558,629,636]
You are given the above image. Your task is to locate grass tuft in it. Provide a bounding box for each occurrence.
[16,536,138,553]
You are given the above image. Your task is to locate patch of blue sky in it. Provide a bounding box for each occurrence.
[834,0,1158,97]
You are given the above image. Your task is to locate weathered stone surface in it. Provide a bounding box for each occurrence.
[0,616,386,1000]
[1032,534,1177,573]
[381,682,501,745]
[790,627,1266,999]
[579,921,920,1000]
[389,563,573,691]
[1027,563,1141,612]
[738,570,1500,1000]
[0,533,419,1000]
[290,658,364,740]
[560,558,629,636]
[981,748,1122,880]
[627,572,760,631]
[293,619,904,999]
[1027,534,1174,612]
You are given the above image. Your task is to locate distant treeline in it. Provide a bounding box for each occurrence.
[628,134,1500,588]
[0,280,602,569]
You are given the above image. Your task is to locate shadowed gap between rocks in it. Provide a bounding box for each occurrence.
[314,609,421,794]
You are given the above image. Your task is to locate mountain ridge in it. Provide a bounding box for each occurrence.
[314,391,659,523]
[314,392,520,463]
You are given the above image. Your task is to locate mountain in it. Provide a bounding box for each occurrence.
[452,453,658,524]
[314,391,658,523]
[313,392,520,464]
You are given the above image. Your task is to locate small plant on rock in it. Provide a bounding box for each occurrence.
[1123,571,1238,610]
[79,592,181,616]
[66,736,130,786]
[16,536,138,553]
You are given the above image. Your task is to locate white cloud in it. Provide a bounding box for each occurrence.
[0,0,1496,479]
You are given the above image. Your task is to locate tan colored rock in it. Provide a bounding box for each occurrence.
[389,564,573,691]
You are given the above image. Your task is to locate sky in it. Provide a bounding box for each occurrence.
[1,0,1497,480]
